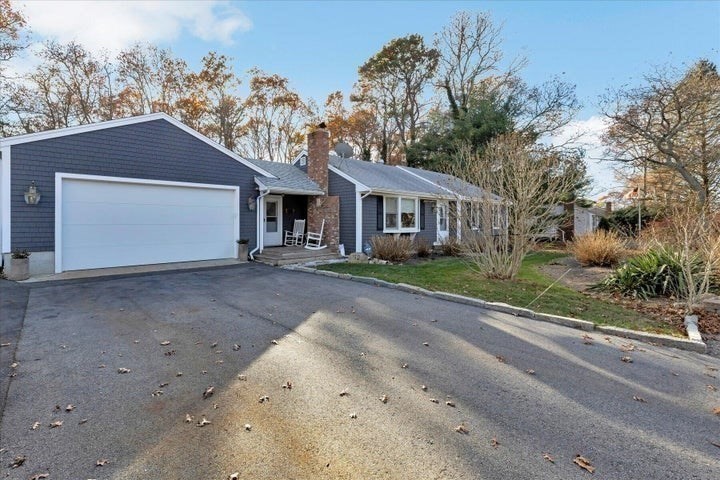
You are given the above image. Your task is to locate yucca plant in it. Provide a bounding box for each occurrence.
[598,246,703,300]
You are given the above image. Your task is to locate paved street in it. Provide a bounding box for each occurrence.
[0,264,718,479]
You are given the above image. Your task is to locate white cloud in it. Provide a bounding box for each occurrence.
[550,115,624,198]
[16,1,252,55]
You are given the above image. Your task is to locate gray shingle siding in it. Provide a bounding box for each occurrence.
[328,170,356,252]
[361,195,438,248]
[10,119,259,251]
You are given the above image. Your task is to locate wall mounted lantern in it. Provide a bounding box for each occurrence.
[247,195,256,211]
[24,181,41,205]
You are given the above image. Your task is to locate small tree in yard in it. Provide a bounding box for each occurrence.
[449,132,584,279]
[647,207,720,314]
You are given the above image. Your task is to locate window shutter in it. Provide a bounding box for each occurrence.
[376,196,383,230]
[420,201,426,230]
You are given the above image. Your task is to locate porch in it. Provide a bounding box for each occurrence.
[253,245,341,266]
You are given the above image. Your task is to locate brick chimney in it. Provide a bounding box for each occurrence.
[307,126,329,192]
[306,124,340,250]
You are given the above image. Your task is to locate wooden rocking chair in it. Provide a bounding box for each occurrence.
[284,219,305,246]
[304,219,327,250]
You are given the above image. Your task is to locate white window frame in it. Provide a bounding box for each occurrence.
[383,195,419,233]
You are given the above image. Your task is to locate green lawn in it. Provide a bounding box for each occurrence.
[319,252,678,335]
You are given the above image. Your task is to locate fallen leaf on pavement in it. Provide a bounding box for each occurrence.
[339,389,349,397]
[633,396,647,403]
[237,374,246,381]
[495,355,505,363]
[430,398,439,404]
[78,418,88,424]
[229,473,239,480]
[185,414,193,423]
[707,384,717,392]
[259,395,270,403]
[29,474,49,480]
[349,412,357,419]
[379,395,388,404]
[490,437,499,448]
[713,407,720,415]
[455,424,469,434]
[543,453,555,463]
[620,343,636,352]
[621,356,633,363]
[282,381,292,389]
[232,344,241,351]
[401,363,408,369]
[10,362,18,368]
[203,386,214,399]
[164,350,176,356]
[151,390,163,397]
[98,364,106,369]
[422,342,429,347]
[215,360,223,364]
[49,420,62,428]
[213,403,219,409]
[160,341,171,346]
[244,424,252,431]
[176,372,183,377]
[526,369,536,375]
[10,455,26,468]
[117,368,131,374]
[421,385,427,391]
[96,459,109,466]
[197,417,211,427]
[573,455,595,473]
[271,340,279,345]
[211,342,218,348]
[133,340,139,344]
[159,382,169,388]
[707,366,718,372]
[0,343,10,347]
[709,441,720,449]
[445,401,456,407]
[31,422,40,430]
[65,404,75,412]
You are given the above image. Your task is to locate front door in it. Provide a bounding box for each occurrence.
[436,201,449,244]
[263,195,283,246]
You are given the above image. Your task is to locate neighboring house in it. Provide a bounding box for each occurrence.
[0,114,493,277]
[540,203,611,241]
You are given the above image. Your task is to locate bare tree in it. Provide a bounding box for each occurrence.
[602,60,720,210]
[435,10,525,119]
[448,133,584,279]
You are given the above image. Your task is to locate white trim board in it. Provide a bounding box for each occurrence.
[54,172,240,273]
[0,113,275,178]
[1,146,10,254]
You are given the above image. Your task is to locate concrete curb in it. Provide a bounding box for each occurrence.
[286,265,707,354]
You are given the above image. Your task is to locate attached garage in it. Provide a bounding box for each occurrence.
[56,174,239,272]
[0,113,276,276]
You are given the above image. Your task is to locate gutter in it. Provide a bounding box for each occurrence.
[249,189,270,260]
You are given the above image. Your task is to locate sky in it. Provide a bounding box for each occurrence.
[10,0,720,197]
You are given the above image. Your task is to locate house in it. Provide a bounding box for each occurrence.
[0,114,492,277]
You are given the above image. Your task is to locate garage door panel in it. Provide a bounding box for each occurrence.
[60,177,238,271]
[63,241,235,271]
[63,202,234,226]
[63,181,233,207]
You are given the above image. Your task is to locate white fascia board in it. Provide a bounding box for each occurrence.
[1,146,10,253]
[291,150,308,166]
[0,113,277,179]
[328,165,370,192]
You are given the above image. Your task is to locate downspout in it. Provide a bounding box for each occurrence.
[249,189,270,260]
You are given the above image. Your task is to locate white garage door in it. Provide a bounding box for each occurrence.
[58,175,238,272]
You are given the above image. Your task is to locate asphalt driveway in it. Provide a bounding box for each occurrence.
[0,264,718,479]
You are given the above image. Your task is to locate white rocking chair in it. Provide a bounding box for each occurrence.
[284,219,306,246]
[304,219,327,250]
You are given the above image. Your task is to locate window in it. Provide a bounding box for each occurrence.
[384,196,418,232]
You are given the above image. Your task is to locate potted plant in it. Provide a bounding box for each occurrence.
[236,239,249,262]
[8,249,30,280]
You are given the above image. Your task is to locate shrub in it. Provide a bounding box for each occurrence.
[369,235,413,263]
[569,231,625,267]
[11,249,30,259]
[598,246,703,299]
[439,237,463,256]
[415,237,432,258]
